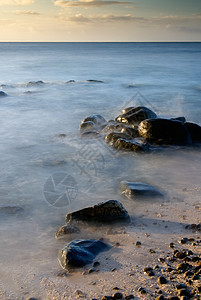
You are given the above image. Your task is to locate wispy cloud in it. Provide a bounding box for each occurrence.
[54,0,132,8]
[14,10,40,15]
[0,0,34,6]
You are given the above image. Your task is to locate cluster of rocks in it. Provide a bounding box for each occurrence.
[137,237,201,300]
[79,106,201,152]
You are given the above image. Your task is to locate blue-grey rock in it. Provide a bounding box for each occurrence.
[58,239,110,268]
[119,181,162,200]
[0,91,7,97]
[65,200,130,223]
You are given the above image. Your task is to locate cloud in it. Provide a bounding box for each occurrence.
[0,0,34,5]
[54,0,132,8]
[14,10,40,15]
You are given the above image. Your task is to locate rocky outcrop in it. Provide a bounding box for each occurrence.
[184,122,201,143]
[114,138,149,152]
[65,200,130,223]
[119,181,162,200]
[116,106,157,125]
[105,132,132,146]
[138,118,191,145]
[58,239,110,268]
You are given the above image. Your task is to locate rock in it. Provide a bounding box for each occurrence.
[114,138,149,152]
[105,132,131,146]
[119,181,162,200]
[80,121,96,133]
[116,106,157,125]
[28,80,44,85]
[58,239,110,268]
[81,131,99,138]
[102,122,128,134]
[86,80,104,83]
[81,114,106,126]
[120,125,139,138]
[184,122,201,143]
[157,276,167,284]
[185,223,201,231]
[0,206,24,216]
[138,118,191,145]
[112,292,123,299]
[66,80,75,83]
[125,295,135,300]
[65,200,130,223]
[0,91,7,97]
[55,224,80,238]
[171,117,186,123]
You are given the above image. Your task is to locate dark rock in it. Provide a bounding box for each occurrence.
[66,80,75,83]
[157,276,167,284]
[102,122,128,134]
[135,241,141,246]
[0,91,7,97]
[105,132,131,146]
[28,80,44,85]
[119,181,162,200]
[81,131,99,138]
[177,288,190,297]
[114,138,149,152]
[138,287,147,294]
[116,106,157,125]
[86,80,104,83]
[88,268,96,274]
[175,284,187,290]
[93,261,100,267]
[178,238,188,244]
[155,296,165,300]
[138,118,191,145]
[185,223,201,231]
[125,295,135,300]
[80,121,96,133]
[55,224,80,238]
[112,292,123,299]
[185,122,201,143]
[58,239,110,268]
[101,296,113,300]
[171,117,186,123]
[0,206,24,216]
[120,126,140,138]
[65,200,130,223]
[81,114,106,126]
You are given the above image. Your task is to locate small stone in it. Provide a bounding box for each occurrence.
[135,241,141,246]
[154,265,160,270]
[157,276,167,284]
[158,258,165,263]
[175,284,187,290]
[111,268,116,272]
[114,242,120,247]
[177,289,190,297]
[101,297,113,300]
[178,238,188,244]
[93,261,100,267]
[155,296,165,300]
[125,295,135,300]
[138,287,146,294]
[149,249,156,254]
[168,297,179,300]
[169,242,174,248]
[166,267,174,272]
[88,268,96,274]
[112,292,123,299]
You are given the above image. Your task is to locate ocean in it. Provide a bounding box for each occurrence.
[0,42,201,298]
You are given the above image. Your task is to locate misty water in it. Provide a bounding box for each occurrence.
[0,42,201,298]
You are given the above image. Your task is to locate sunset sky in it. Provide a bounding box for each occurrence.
[0,0,201,41]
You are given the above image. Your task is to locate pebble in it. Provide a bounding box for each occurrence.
[138,287,147,294]
[93,261,100,267]
[88,268,96,274]
[124,295,134,300]
[177,288,191,297]
[157,276,167,284]
[112,292,123,299]
[135,241,141,246]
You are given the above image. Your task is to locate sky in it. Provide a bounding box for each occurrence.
[0,0,201,41]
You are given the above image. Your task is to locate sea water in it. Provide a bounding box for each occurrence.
[0,42,201,298]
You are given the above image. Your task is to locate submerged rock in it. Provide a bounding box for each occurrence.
[0,206,24,216]
[58,239,110,268]
[116,106,157,125]
[65,200,130,223]
[184,122,201,143]
[119,181,162,200]
[27,80,44,85]
[86,80,104,83]
[138,118,191,145]
[114,138,149,152]
[81,131,99,138]
[80,120,96,133]
[0,91,7,97]
[81,114,106,126]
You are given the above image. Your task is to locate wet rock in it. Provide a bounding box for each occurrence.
[0,91,7,97]
[116,106,157,125]
[135,241,141,246]
[0,206,24,216]
[171,117,186,123]
[184,122,201,143]
[86,79,104,83]
[125,295,134,300]
[119,181,162,200]
[55,224,80,238]
[80,121,96,133]
[120,125,139,138]
[65,200,130,223]
[81,114,106,126]
[58,239,110,268]
[155,296,165,300]
[66,80,75,83]
[102,122,128,134]
[81,131,99,138]
[105,132,131,146]
[177,288,191,297]
[28,80,44,85]
[138,287,147,294]
[113,138,149,152]
[138,118,191,145]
